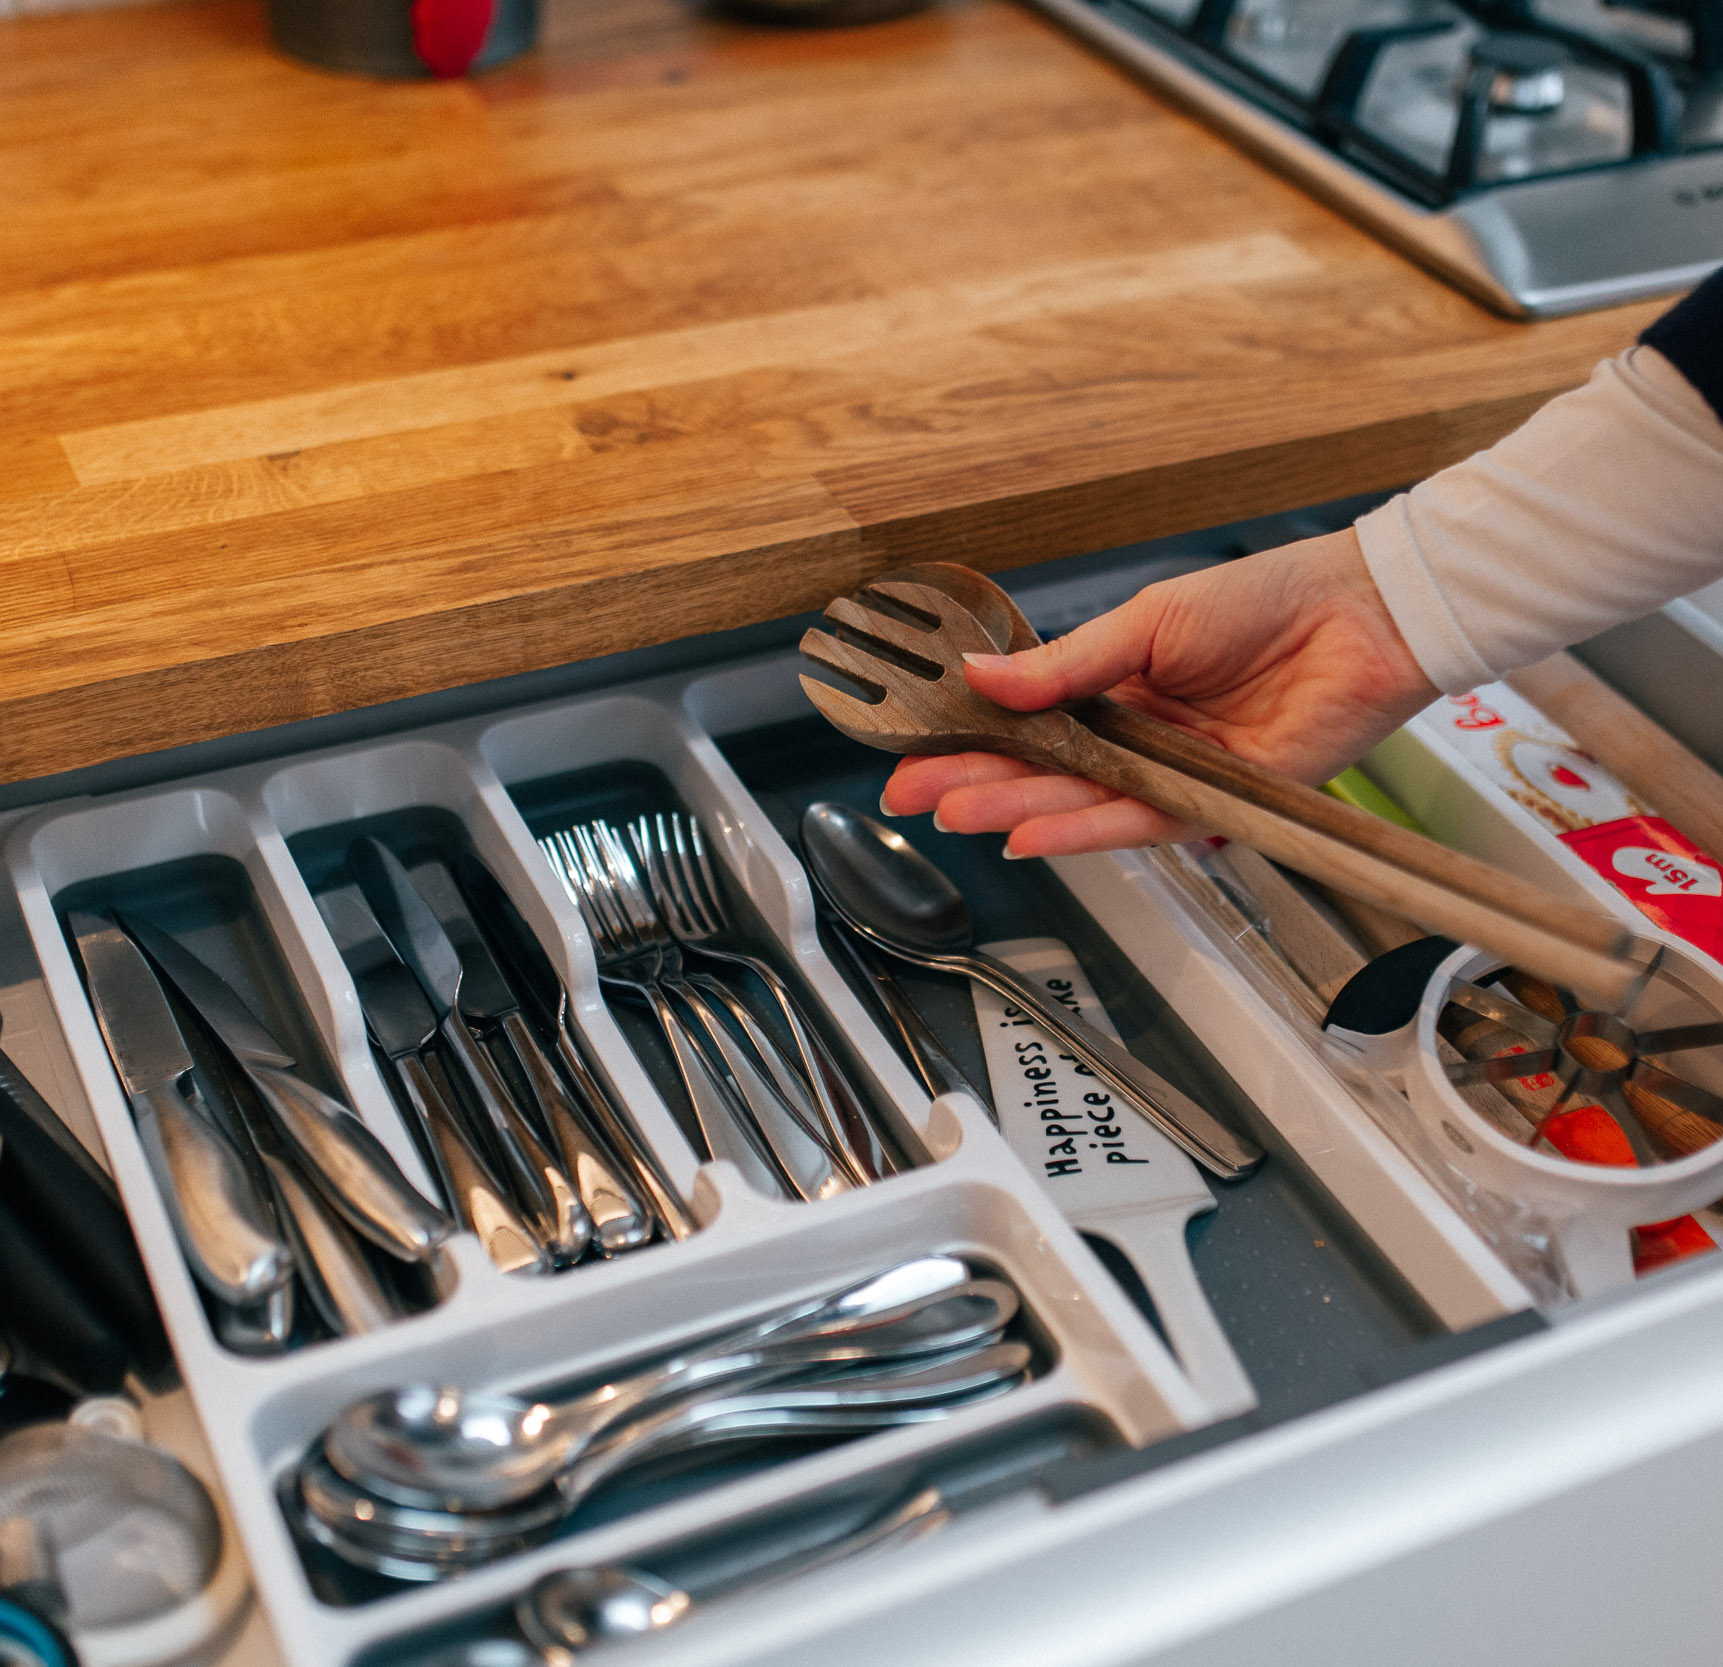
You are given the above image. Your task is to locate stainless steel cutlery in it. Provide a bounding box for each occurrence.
[295,1257,1034,1580]
[314,882,550,1279]
[539,813,899,1204]
[348,838,592,1267]
[70,912,292,1312]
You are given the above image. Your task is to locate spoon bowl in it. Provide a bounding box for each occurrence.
[519,1565,691,1653]
[798,800,1262,1178]
[324,1260,996,1512]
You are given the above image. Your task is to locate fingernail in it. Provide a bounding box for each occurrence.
[1001,844,1027,861]
[877,791,900,818]
[961,652,1010,671]
[932,811,953,834]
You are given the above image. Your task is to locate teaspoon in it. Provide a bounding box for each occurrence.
[330,1280,1013,1512]
[518,1483,950,1652]
[296,1352,1024,1577]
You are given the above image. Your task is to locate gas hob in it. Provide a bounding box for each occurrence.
[1028,0,1723,312]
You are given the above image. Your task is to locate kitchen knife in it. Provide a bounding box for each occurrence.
[314,883,549,1277]
[346,838,590,1265]
[971,937,1255,1419]
[454,855,696,1241]
[260,1153,396,1337]
[0,1041,170,1382]
[406,858,650,1255]
[119,914,450,1263]
[68,912,291,1309]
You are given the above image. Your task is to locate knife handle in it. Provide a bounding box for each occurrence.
[260,1153,396,1338]
[438,1014,590,1265]
[132,1079,292,1307]
[249,1065,451,1261]
[501,1011,651,1255]
[393,1052,549,1277]
[548,1011,697,1242]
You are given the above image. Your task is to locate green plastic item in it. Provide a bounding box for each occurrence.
[1321,767,1424,833]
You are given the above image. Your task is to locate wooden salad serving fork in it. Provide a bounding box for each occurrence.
[799,568,1651,1014]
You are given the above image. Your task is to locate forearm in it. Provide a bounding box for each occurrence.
[1354,280,1723,693]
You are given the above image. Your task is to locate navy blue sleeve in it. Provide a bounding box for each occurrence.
[1640,267,1723,422]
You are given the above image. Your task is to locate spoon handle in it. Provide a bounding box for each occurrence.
[953,947,1261,1179]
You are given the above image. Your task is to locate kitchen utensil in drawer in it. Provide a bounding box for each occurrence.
[0,1421,248,1667]
[517,1482,949,1654]
[798,800,1260,1180]
[542,823,846,1202]
[0,1046,168,1386]
[629,811,889,1184]
[450,854,696,1243]
[399,860,652,1255]
[67,913,293,1311]
[315,881,550,1278]
[120,915,451,1264]
[325,1255,984,1510]
[296,1345,1031,1579]
[801,571,1650,1011]
[1327,938,1723,1296]
[349,838,591,1266]
[971,938,1255,1418]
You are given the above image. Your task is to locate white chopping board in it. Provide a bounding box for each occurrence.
[973,937,1255,1419]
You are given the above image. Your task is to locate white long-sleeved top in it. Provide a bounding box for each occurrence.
[1353,344,1723,694]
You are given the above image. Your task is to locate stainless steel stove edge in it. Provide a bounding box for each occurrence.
[1025,0,1723,317]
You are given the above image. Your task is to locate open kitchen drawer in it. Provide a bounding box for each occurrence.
[5,504,1723,1667]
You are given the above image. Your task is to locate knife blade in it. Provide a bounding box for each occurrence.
[314,884,549,1277]
[346,839,590,1265]
[406,858,650,1255]
[68,911,291,1308]
[119,914,450,1263]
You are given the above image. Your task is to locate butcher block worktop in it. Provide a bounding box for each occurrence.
[0,0,1666,784]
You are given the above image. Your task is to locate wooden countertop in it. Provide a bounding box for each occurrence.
[0,0,1663,785]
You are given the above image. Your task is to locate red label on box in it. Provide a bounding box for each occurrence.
[1559,817,1723,959]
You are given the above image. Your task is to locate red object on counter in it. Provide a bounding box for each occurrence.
[410,0,496,77]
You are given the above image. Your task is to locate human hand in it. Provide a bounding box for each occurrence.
[878,527,1440,856]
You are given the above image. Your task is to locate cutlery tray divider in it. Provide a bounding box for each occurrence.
[4,674,1220,1667]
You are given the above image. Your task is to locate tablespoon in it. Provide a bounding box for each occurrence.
[297,1352,1024,1577]
[797,800,1261,1178]
[517,1484,950,1652]
[327,1274,1014,1510]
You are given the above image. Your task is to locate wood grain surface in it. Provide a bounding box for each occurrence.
[0,0,1665,784]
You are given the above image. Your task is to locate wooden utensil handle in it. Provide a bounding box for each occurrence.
[1053,722,1642,1010]
[1506,651,1723,867]
[1076,696,1628,963]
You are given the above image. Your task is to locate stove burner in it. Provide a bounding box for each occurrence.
[1470,32,1569,113]
[1038,0,1723,312]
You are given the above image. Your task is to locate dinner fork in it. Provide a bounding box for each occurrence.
[541,827,789,1200]
[630,812,890,1184]
[583,823,854,1203]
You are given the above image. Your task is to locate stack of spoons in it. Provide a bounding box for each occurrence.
[292,1254,1034,1580]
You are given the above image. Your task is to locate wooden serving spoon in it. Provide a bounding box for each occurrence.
[801,577,1647,1012]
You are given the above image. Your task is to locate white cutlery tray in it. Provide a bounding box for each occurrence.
[3,645,1548,1667]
